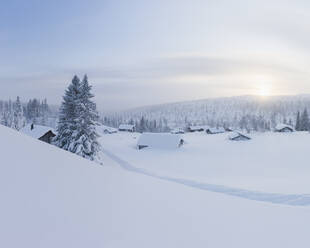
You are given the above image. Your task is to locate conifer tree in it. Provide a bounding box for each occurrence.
[54,75,101,161]
[1,100,13,128]
[295,111,301,131]
[139,116,145,133]
[301,108,310,131]
[75,75,101,160]
[13,96,24,130]
[54,75,83,151]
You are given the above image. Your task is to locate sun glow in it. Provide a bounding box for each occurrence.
[257,84,272,97]
[252,75,273,97]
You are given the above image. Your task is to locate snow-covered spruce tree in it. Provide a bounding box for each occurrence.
[13,96,25,130]
[300,108,310,131]
[295,111,301,131]
[1,100,13,128]
[54,75,82,151]
[41,98,50,126]
[74,75,101,160]
[54,75,101,161]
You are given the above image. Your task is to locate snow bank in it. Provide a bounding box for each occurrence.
[137,132,183,149]
[1,125,310,248]
[100,131,310,194]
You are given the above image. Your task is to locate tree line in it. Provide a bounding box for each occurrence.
[101,115,171,133]
[0,97,52,130]
[103,108,310,133]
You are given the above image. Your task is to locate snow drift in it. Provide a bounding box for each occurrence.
[1,125,310,248]
[137,132,184,149]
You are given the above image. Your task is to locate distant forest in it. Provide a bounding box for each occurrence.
[101,95,310,133]
[1,95,310,133]
[0,97,58,130]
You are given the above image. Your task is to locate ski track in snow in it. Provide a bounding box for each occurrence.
[102,148,310,206]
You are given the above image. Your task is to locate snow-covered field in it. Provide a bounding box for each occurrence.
[2,125,310,247]
[100,131,310,195]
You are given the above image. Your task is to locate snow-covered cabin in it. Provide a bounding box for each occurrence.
[188,126,205,132]
[118,124,135,132]
[228,132,251,141]
[20,124,56,144]
[274,124,294,133]
[225,127,233,132]
[171,128,185,134]
[97,125,117,134]
[206,127,225,134]
[137,133,184,150]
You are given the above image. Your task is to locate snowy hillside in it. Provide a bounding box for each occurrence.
[111,95,310,129]
[1,125,310,248]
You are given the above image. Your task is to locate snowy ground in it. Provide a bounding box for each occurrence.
[2,125,310,247]
[100,131,310,195]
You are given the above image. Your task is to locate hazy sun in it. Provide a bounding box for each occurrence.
[252,75,273,97]
[257,85,272,97]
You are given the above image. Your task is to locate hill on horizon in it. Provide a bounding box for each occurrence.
[108,94,310,129]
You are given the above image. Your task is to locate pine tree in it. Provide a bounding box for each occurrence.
[54,75,83,152]
[295,111,301,131]
[1,100,14,128]
[301,108,310,131]
[139,116,145,133]
[54,75,101,161]
[13,96,24,130]
[75,75,101,160]
[40,98,49,125]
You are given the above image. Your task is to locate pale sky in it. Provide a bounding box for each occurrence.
[1,0,310,111]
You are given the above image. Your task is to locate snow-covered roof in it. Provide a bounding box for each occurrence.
[275,124,294,131]
[119,124,135,130]
[97,125,117,134]
[189,125,207,131]
[206,127,225,133]
[228,131,251,140]
[20,124,56,139]
[171,128,184,134]
[137,133,184,149]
